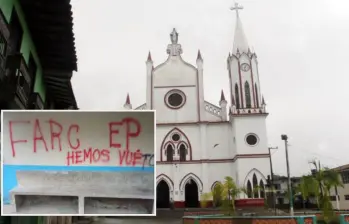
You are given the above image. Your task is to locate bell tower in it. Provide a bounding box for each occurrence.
[227,3,266,115]
[227,3,271,188]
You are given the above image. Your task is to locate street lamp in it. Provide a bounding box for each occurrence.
[281,134,294,216]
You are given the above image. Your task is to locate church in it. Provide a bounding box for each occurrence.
[123,3,271,208]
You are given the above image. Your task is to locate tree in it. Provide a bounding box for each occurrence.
[295,175,320,208]
[201,176,246,215]
[212,183,224,207]
[297,160,344,222]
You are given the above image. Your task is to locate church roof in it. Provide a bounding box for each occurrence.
[231,3,249,54]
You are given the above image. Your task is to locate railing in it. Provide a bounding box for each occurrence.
[232,107,267,115]
[182,215,317,224]
[135,103,147,110]
[204,101,221,117]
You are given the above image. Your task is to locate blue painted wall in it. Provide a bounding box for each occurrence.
[3,165,154,204]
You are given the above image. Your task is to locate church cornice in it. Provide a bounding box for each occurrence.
[229,51,257,61]
[229,112,269,117]
[156,153,270,165]
[156,121,230,126]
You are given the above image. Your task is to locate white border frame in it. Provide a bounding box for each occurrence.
[1,109,157,217]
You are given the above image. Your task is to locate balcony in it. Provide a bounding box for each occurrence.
[0,53,32,107]
[27,92,44,109]
[0,10,10,83]
[15,57,31,106]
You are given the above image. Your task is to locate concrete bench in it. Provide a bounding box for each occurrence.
[9,170,154,215]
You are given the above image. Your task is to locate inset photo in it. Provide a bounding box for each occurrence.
[1,110,156,216]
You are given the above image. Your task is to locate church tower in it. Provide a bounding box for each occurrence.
[227,3,266,115]
[227,3,270,188]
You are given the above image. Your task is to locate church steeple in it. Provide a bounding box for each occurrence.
[227,2,267,115]
[230,2,249,55]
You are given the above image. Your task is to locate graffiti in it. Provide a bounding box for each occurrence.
[9,119,81,157]
[142,153,154,168]
[109,117,141,150]
[7,117,154,167]
[66,147,110,165]
[118,150,154,169]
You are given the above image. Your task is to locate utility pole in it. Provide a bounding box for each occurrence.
[281,134,294,216]
[268,146,278,215]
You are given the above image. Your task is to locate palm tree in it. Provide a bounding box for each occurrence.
[309,161,344,208]
[212,183,224,207]
[201,176,245,214]
[322,167,344,212]
[296,175,320,208]
[299,160,344,221]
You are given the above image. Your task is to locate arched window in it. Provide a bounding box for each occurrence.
[255,83,259,108]
[161,128,192,161]
[245,81,251,108]
[179,144,187,161]
[259,180,265,198]
[166,144,174,161]
[246,180,252,198]
[235,83,240,109]
[252,173,258,198]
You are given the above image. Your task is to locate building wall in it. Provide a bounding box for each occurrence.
[0,0,46,101]
[330,169,349,210]
[152,56,199,123]
[156,122,235,204]
[273,179,290,204]
[156,119,270,205]
[156,123,233,162]
[336,182,349,209]
[157,162,233,202]
[232,115,269,155]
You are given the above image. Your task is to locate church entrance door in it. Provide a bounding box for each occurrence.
[185,180,199,208]
[157,180,170,208]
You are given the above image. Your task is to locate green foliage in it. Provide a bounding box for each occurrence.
[200,176,245,215]
[264,197,269,209]
[212,182,223,207]
[317,214,340,224]
[297,160,344,222]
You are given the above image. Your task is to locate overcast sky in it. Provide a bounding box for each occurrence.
[70,0,349,176]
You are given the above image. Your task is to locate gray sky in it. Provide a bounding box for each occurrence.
[70,0,349,176]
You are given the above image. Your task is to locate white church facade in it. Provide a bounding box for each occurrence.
[123,4,271,208]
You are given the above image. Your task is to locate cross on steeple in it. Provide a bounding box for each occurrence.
[230,2,243,18]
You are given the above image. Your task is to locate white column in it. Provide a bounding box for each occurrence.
[197,58,205,121]
[200,124,209,194]
[173,163,179,203]
[146,59,153,109]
